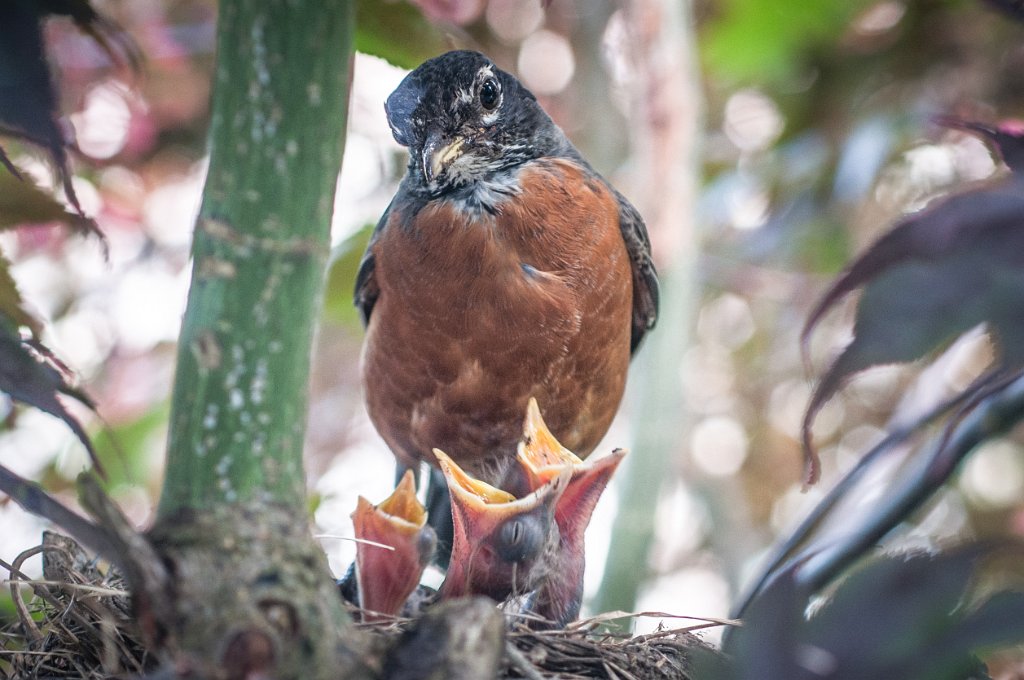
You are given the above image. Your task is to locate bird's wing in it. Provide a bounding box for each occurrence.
[613,191,659,354]
[353,200,395,327]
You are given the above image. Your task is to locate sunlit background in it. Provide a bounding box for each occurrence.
[2,0,1024,660]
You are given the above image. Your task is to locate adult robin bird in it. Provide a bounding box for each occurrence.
[348,470,436,621]
[355,50,658,556]
[434,448,570,602]
[513,398,626,627]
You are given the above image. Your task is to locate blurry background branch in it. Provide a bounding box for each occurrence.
[593,0,703,617]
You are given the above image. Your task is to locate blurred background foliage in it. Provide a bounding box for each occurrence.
[2,0,1024,673]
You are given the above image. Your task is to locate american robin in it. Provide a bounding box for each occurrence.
[434,448,570,602]
[355,50,658,557]
[513,398,626,627]
[343,401,622,622]
[348,470,436,620]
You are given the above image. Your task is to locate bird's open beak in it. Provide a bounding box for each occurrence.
[517,397,584,483]
[513,398,626,627]
[422,132,465,184]
[435,448,569,600]
[516,397,626,537]
[351,469,436,620]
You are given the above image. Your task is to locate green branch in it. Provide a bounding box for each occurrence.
[159,0,354,517]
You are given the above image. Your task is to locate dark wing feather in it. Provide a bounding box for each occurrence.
[613,191,659,353]
[354,202,394,326]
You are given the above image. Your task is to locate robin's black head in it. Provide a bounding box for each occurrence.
[386,50,569,197]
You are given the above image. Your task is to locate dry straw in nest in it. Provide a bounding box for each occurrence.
[2,533,726,679]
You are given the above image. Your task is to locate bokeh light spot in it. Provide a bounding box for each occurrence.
[691,416,749,476]
[518,30,576,96]
[71,80,134,160]
[485,0,544,44]
[723,89,783,152]
[961,440,1024,509]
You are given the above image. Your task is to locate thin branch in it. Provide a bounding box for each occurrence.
[0,464,119,562]
[731,372,1003,618]
[798,371,1024,592]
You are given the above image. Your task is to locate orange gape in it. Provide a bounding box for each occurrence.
[351,470,435,621]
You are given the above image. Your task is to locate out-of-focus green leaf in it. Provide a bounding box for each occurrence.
[322,223,374,329]
[355,0,445,70]
[89,403,169,490]
[0,253,41,337]
[702,0,867,82]
[0,170,99,236]
[308,490,323,515]
[793,216,850,274]
[0,589,19,626]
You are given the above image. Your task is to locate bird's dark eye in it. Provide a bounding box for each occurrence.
[505,520,524,546]
[479,78,501,111]
[496,515,543,563]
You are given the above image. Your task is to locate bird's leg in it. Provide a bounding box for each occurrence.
[335,561,359,605]
[425,465,454,569]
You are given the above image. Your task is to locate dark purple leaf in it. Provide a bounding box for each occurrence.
[0,321,103,476]
[801,181,1024,484]
[0,0,135,250]
[727,544,1018,680]
[980,0,1024,22]
[803,545,1014,679]
[0,1,83,214]
[0,464,117,560]
[37,0,141,72]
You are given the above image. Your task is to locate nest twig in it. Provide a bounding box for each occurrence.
[0,533,151,679]
[3,533,720,679]
[344,600,723,678]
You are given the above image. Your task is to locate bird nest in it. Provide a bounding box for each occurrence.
[0,534,150,679]
[0,534,719,679]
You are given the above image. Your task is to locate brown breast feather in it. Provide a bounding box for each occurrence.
[362,158,633,487]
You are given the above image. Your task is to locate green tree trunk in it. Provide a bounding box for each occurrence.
[160,0,351,516]
[143,2,368,677]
